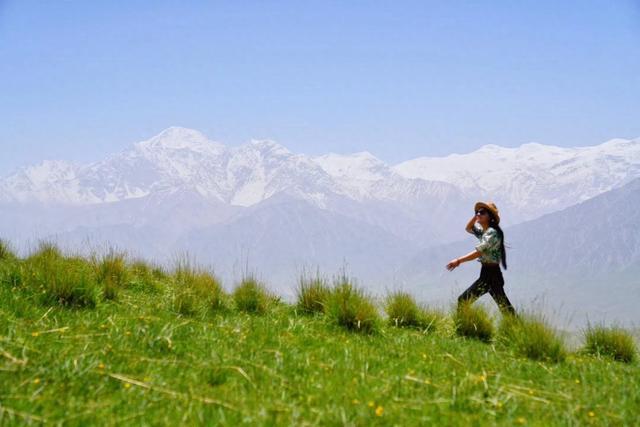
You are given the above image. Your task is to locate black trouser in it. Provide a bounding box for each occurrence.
[458,264,516,315]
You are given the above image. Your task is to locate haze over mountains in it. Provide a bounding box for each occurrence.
[1,127,639,326]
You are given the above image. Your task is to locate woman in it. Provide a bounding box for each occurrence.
[446,202,516,315]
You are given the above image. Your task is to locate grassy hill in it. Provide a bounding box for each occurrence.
[0,243,638,426]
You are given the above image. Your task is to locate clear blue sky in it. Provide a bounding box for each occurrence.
[1,1,639,174]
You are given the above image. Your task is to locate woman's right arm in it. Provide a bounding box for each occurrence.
[465,216,477,234]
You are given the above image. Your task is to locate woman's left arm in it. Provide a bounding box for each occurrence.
[446,250,481,271]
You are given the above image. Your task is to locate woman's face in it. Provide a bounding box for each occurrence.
[475,209,491,226]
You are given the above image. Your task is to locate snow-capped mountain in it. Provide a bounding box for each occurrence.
[0,127,476,247]
[4,128,639,223]
[393,138,640,222]
[0,127,469,211]
[0,127,337,207]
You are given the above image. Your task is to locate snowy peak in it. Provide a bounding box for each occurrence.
[20,160,78,184]
[313,151,388,181]
[135,127,224,154]
[246,139,291,157]
[393,137,640,221]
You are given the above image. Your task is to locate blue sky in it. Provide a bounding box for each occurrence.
[1,1,639,174]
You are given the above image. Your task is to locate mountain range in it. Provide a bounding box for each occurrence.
[1,127,639,326]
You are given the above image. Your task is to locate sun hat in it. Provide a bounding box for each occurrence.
[474,201,500,224]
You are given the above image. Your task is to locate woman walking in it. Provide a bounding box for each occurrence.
[446,202,516,315]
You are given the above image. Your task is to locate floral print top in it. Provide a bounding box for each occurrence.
[470,222,502,264]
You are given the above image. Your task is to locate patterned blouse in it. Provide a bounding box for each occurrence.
[470,223,502,264]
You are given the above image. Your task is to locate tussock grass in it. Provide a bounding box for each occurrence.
[0,257,25,288]
[27,241,63,263]
[296,274,331,315]
[325,277,380,334]
[232,276,270,314]
[454,303,494,342]
[129,260,164,293]
[173,285,198,316]
[173,262,226,313]
[385,292,422,327]
[499,313,567,362]
[93,251,129,300]
[385,292,442,332]
[0,239,17,261]
[584,325,637,363]
[25,244,98,308]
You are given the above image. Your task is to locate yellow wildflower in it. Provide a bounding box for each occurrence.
[97,363,105,369]
[375,406,384,416]
[352,399,359,404]
[33,378,40,385]
[575,379,580,384]
[31,332,39,337]
[588,411,595,418]
[367,401,375,408]
[124,383,132,389]
[516,417,526,425]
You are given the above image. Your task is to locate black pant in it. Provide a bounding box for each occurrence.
[458,264,516,315]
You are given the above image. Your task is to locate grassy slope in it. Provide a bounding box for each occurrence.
[1,271,639,425]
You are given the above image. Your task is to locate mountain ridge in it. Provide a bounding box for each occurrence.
[3,128,639,226]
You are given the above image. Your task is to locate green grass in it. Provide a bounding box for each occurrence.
[172,261,227,315]
[295,274,331,315]
[325,277,381,334]
[0,239,16,262]
[0,250,639,425]
[453,302,494,342]
[24,243,98,308]
[385,292,442,332]
[584,325,637,363]
[499,313,567,363]
[232,276,271,314]
[93,251,129,300]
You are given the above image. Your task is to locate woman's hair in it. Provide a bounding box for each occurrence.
[489,214,507,269]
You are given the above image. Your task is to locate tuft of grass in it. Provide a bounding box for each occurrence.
[385,292,422,328]
[0,257,25,288]
[325,278,380,334]
[0,240,17,262]
[26,241,63,263]
[584,325,637,363]
[232,276,270,314]
[296,274,331,315]
[499,313,566,362]
[26,245,98,308]
[173,286,198,316]
[453,303,494,342]
[384,292,441,332]
[93,251,129,300]
[173,262,226,313]
[129,260,164,293]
